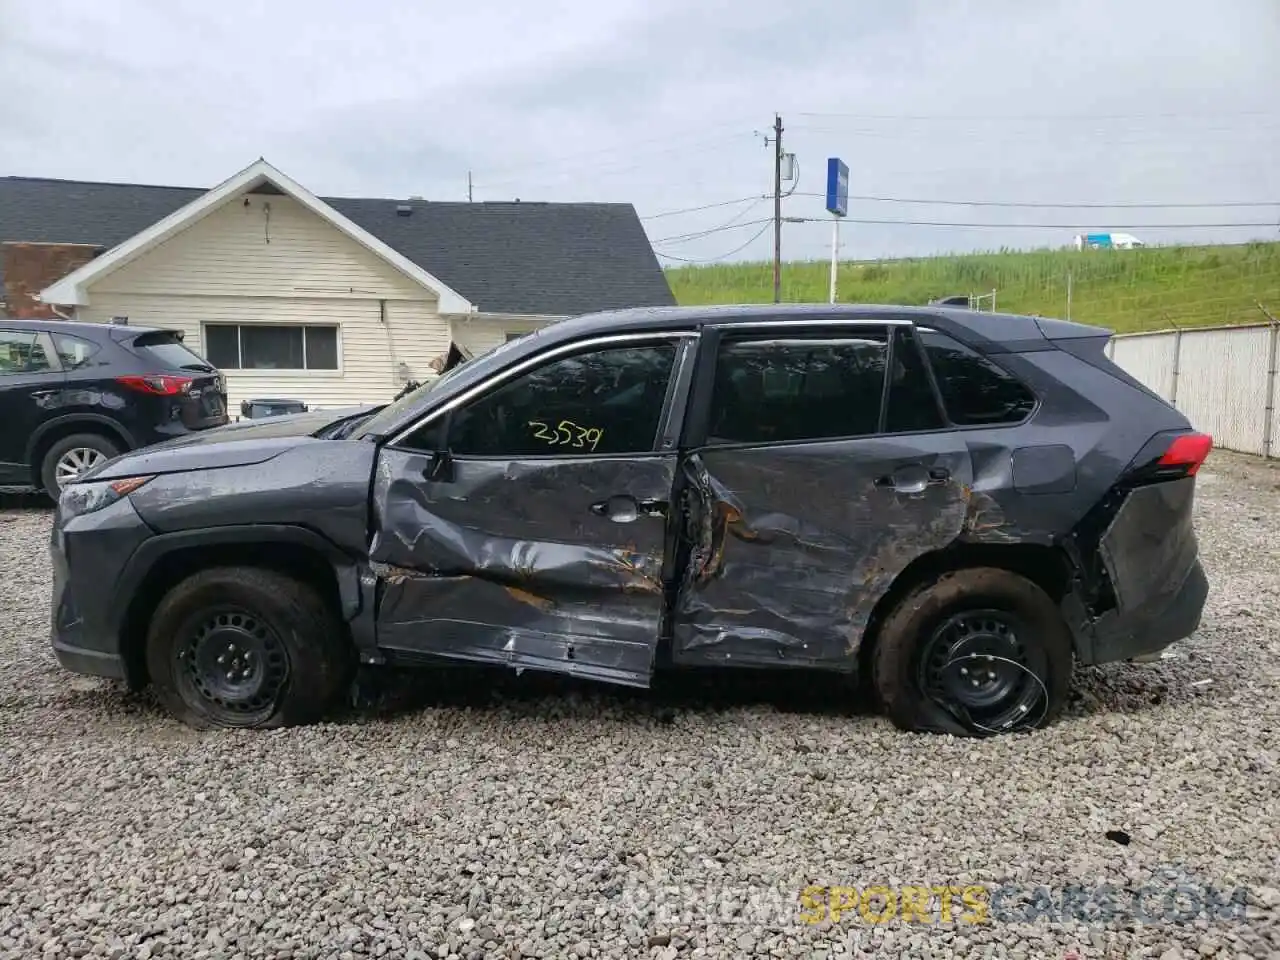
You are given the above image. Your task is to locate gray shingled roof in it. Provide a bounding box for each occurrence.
[0,175,675,315]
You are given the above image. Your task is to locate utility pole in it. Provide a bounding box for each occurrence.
[467,171,473,203]
[772,114,783,303]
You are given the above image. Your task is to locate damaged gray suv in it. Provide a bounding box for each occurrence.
[50,305,1211,736]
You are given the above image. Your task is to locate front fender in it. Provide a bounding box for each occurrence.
[113,524,381,679]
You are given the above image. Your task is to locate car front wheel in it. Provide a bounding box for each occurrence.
[871,567,1073,736]
[145,567,353,729]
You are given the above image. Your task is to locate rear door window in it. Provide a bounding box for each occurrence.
[707,328,889,444]
[0,329,54,374]
[128,332,215,372]
[918,329,1037,425]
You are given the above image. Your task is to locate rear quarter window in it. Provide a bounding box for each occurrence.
[918,329,1037,426]
[53,333,105,369]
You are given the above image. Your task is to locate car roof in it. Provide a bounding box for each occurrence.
[366,302,1113,439]
[530,303,1111,351]
[0,317,175,339]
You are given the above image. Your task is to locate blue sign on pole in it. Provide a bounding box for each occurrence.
[825,158,849,218]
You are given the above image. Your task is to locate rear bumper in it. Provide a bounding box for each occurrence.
[1079,556,1209,664]
[1073,476,1210,665]
[144,418,229,445]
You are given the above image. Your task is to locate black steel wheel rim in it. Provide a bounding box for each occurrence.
[917,608,1046,733]
[174,608,289,725]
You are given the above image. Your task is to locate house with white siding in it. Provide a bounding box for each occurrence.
[0,159,674,414]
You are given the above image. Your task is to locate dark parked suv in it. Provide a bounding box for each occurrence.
[49,305,1211,736]
[0,318,228,494]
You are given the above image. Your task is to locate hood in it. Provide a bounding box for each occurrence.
[80,405,377,482]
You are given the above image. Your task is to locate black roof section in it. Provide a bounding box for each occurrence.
[0,175,676,316]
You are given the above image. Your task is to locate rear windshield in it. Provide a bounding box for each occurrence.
[128,331,215,372]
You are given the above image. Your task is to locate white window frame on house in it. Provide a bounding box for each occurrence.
[201,322,343,374]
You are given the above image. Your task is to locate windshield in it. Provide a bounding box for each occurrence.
[358,334,533,437]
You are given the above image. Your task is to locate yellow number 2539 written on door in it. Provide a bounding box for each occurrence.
[528,419,604,451]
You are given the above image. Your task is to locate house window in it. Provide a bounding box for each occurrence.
[203,324,339,370]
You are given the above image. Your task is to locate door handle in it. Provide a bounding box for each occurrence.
[875,465,952,494]
[590,495,667,523]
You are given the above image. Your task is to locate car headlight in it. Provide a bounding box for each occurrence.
[59,476,155,521]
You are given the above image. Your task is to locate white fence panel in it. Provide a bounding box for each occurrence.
[1108,323,1279,458]
[1176,327,1271,455]
[1270,330,1280,459]
[1111,334,1178,401]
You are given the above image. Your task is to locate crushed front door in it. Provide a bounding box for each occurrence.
[369,333,696,686]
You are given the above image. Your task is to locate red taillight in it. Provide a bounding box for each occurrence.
[116,374,193,396]
[1157,432,1213,475]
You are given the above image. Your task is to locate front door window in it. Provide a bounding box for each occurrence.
[445,343,677,457]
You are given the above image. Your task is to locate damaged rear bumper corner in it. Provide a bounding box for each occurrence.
[1069,477,1210,666]
[1073,557,1209,665]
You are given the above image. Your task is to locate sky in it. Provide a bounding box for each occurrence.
[2,0,1279,265]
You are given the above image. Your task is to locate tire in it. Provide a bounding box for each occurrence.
[40,432,123,496]
[871,567,1072,737]
[145,567,354,729]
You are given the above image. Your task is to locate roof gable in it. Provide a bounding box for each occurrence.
[0,166,675,317]
[36,160,472,313]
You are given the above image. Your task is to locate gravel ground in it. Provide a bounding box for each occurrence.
[1,451,1278,960]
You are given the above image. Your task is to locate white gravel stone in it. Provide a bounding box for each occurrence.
[1,452,1279,958]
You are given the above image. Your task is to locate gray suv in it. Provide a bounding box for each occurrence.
[49,304,1211,737]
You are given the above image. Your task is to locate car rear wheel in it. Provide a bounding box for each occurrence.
[145,567,353,729]
[40,433,122,496]
[871,567,1072,736]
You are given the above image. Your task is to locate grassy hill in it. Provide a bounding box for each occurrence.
[665,241,1280,334]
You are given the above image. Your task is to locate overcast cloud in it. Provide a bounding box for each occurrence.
[2,0,1278,263]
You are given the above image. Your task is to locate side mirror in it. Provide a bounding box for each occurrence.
[424,449,455,483]
[421,410,455,483]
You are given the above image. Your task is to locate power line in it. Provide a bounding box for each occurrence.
[472,131,757,191]
[653,213,1277,244]
[655,223,773,263]
[640,195,765,220]
[467,116,758,180]
[790,192,1280,210]
[650,217,773,245]
[783,216,1280,230]
[791,109,1280,122]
